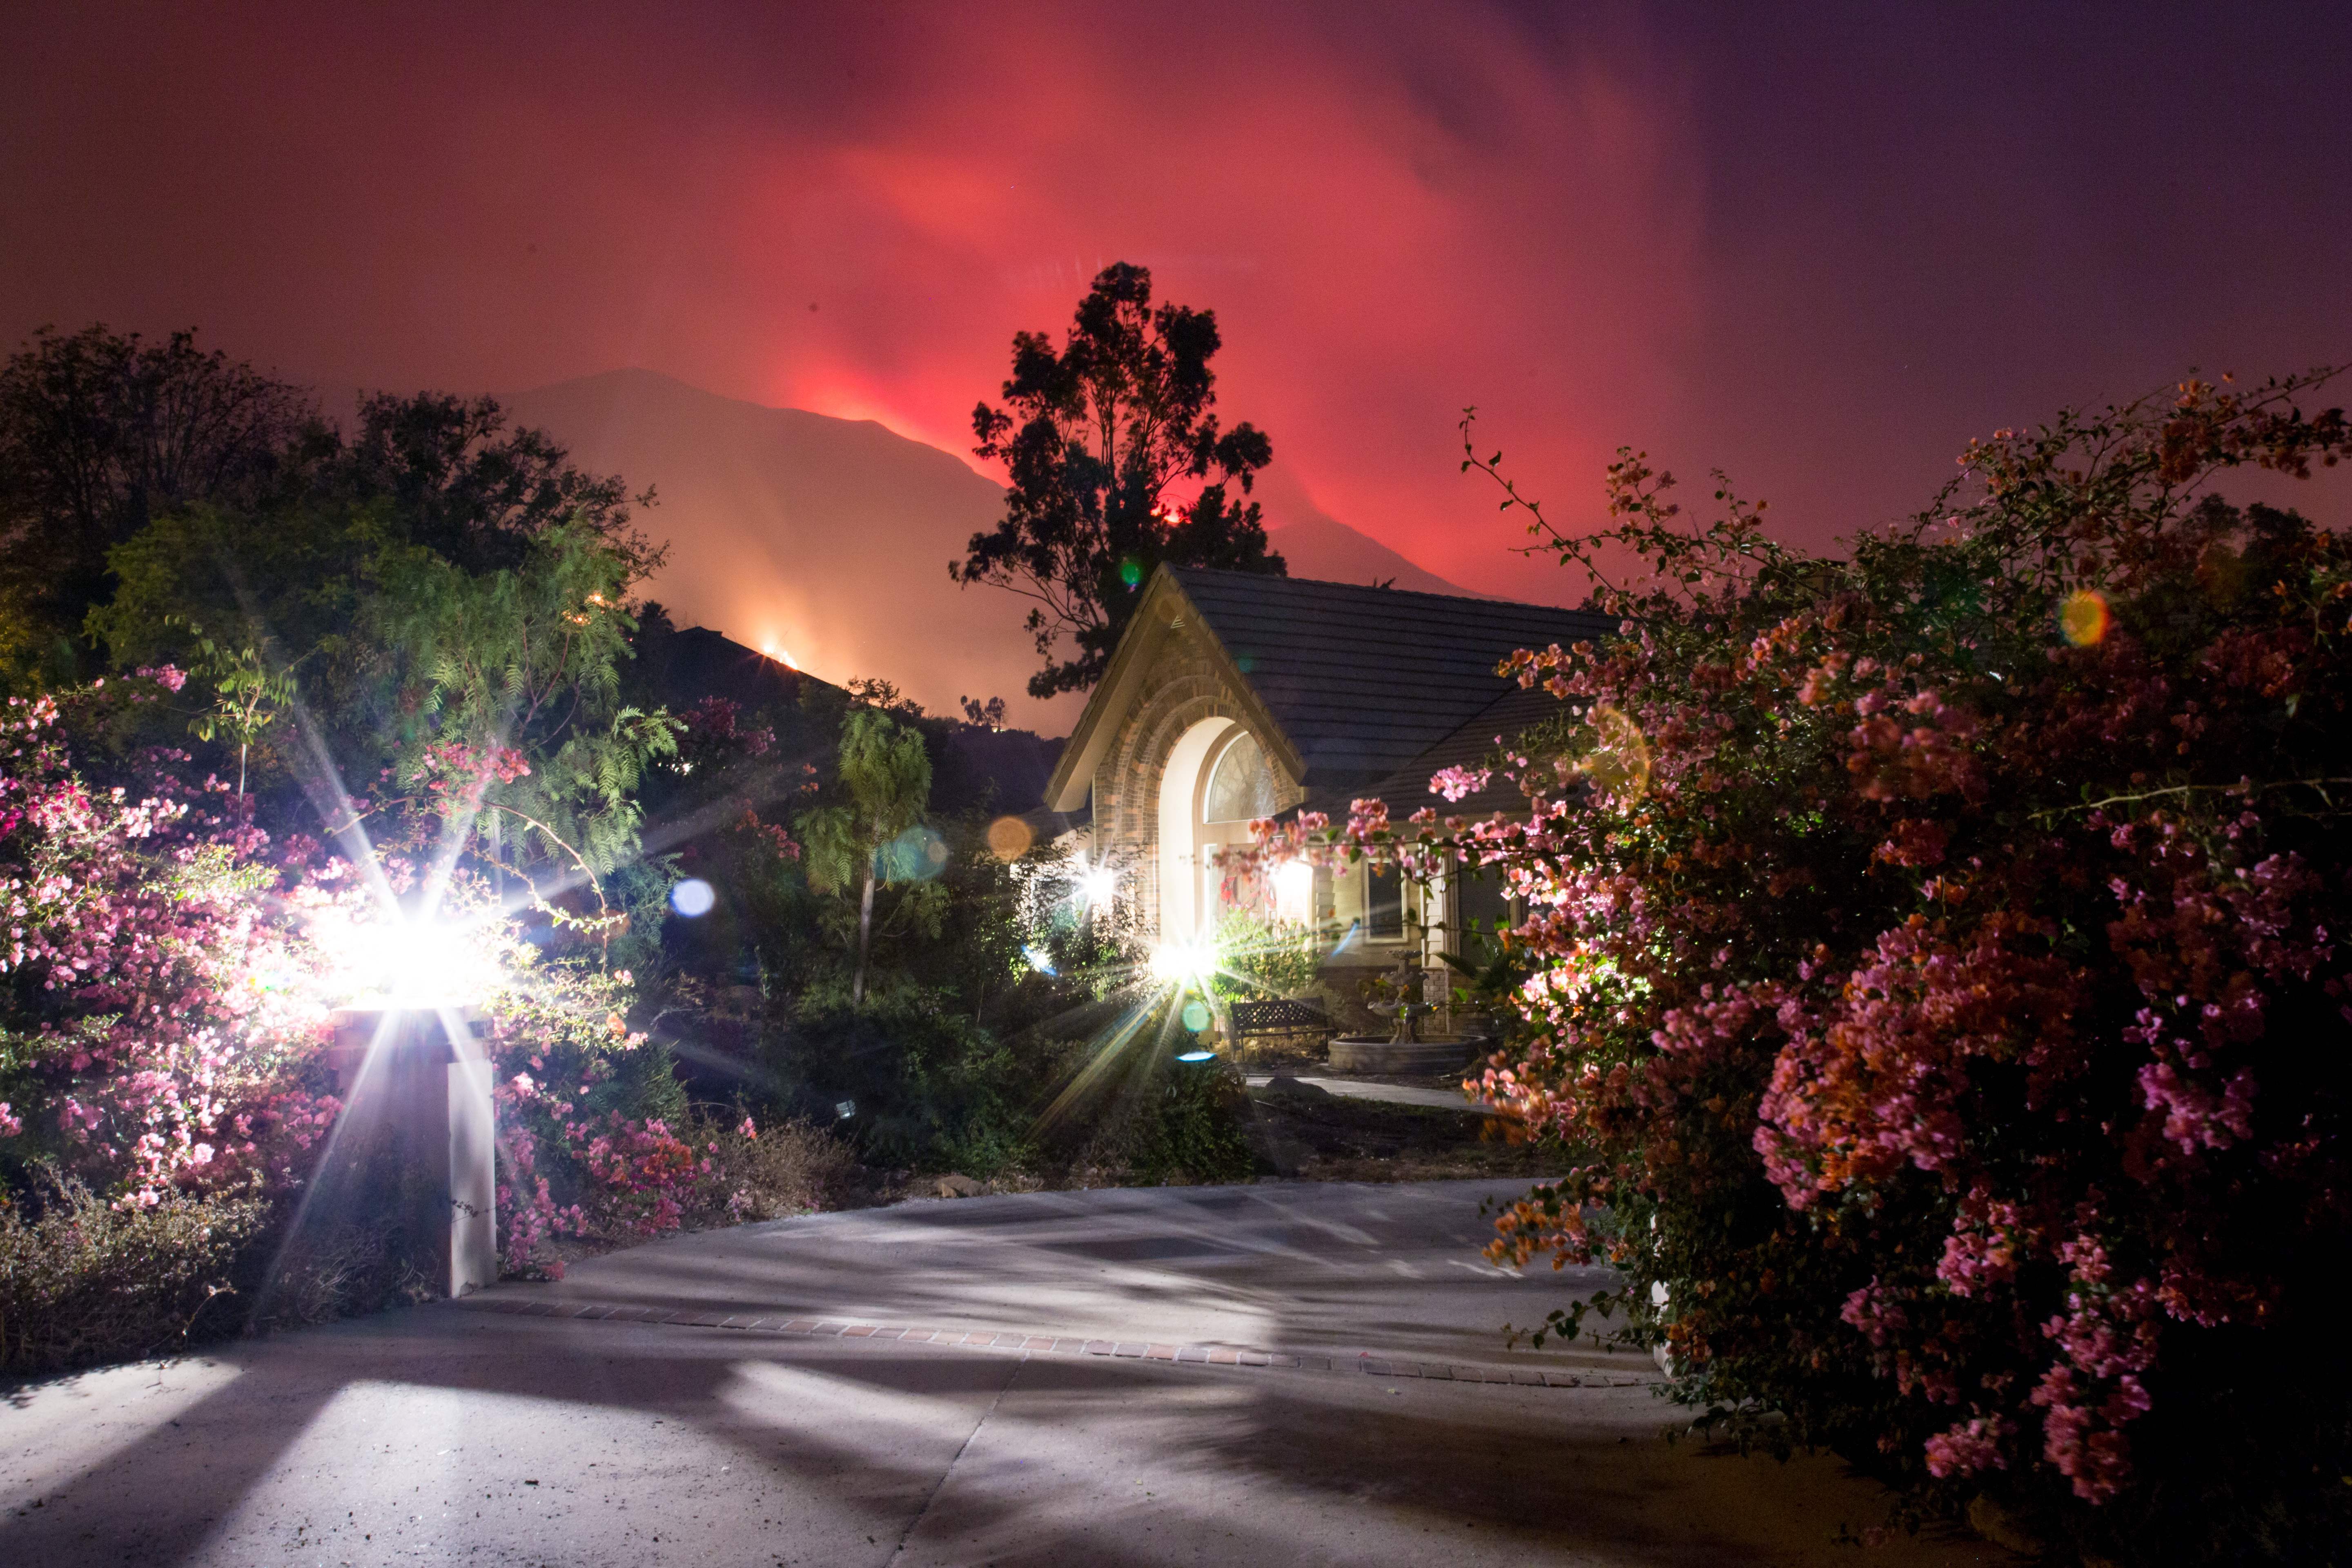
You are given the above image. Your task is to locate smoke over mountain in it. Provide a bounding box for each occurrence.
[505,368,1477,735]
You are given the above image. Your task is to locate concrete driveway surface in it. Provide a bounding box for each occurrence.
[1242,1074,1506,1114]
[2,1179,2003,1566]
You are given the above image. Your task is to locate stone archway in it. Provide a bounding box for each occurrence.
[1154,716,1234,940]
[1154,717,1286,941]
[1082,614,1304,943]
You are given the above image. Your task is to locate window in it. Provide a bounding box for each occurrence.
[1202,731,1278,823]
[1364,864,1405,940]
[1456,869,1512,940]
[1452,869,1520,959]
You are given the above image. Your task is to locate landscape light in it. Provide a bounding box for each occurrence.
[323,911,501,1009]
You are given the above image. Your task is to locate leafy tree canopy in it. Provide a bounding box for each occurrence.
[953,263,1281,698]
[0,324,658,696]
[310,390,660,580]
[0,325,313,681]
[798,706,939,1005]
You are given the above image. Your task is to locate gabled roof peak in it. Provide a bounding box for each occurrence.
[1045,564,1615,811]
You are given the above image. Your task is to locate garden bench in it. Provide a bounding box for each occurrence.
[1227,997,1337,1049]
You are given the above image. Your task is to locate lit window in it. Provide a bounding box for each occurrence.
[1365,864,1405,940]
[1202,731,1278,823]
[1273,859,1314,922]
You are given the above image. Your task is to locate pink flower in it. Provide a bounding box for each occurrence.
[1430,765,1493,803]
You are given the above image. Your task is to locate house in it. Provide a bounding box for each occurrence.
[1041,565,1614,1009]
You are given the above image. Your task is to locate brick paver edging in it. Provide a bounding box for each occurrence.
[450,1294,1659,1390]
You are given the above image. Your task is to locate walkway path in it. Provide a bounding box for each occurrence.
[1246,1072,1506,1114]
[1,1181,1999,1566]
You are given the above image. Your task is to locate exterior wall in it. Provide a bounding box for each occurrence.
[1084,617,1463,1031]
[1089,619,1303,944]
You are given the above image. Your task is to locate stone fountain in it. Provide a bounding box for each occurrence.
[1328,952,1481,1074]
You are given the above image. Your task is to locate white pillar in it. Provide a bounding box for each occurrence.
[446,1056,497,1295]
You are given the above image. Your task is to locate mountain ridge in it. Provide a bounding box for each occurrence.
[502,367,1483,735]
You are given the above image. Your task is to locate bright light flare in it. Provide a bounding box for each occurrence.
[1149,941,1218,986]
[318,911,503,1008]
[1073,859,1118,912]
[762,641,799,669]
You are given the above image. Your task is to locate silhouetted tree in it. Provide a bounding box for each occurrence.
[0,325,312,682]
[0,325,660,693]
[314,390,659,578]
[953,263,1281,698]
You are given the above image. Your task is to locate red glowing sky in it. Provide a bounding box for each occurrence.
[6,2,2349,607]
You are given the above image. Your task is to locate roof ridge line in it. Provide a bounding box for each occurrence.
[1168,564,1608,621]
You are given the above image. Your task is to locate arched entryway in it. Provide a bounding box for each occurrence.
[1155,717,1280,940]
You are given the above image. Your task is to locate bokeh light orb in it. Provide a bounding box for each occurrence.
[2058,588,2111,647]
[985,815,1033,862]
[670,877,717,918]
[882,825,951,881]
[1180,999,1212,1031]
[1118,557,1144,588]
[1575,701,1653,802]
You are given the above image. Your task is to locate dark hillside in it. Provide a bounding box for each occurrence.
[629,615,1062,818]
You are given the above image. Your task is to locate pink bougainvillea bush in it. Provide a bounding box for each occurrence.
[480,953,849,1280]
[1245,375,2352,1561]
[0,674,355,1365]
[0,681,840,1364]
[0,675,345,1207]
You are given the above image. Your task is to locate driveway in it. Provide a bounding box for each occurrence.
[2,1180,2001,1566]
[1244,1073,1506,1114]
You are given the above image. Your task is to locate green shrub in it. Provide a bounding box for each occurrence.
[1208,911,1321,1000]
[769,992,1030,1176]
[1078,1054,1259,1186]
[0,1169,267,1375]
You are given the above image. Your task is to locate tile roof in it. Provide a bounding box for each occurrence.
[1356,682,1576,818]
[1170,567,1615,794]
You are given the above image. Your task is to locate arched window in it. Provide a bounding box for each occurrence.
[1202,731,1278,823]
